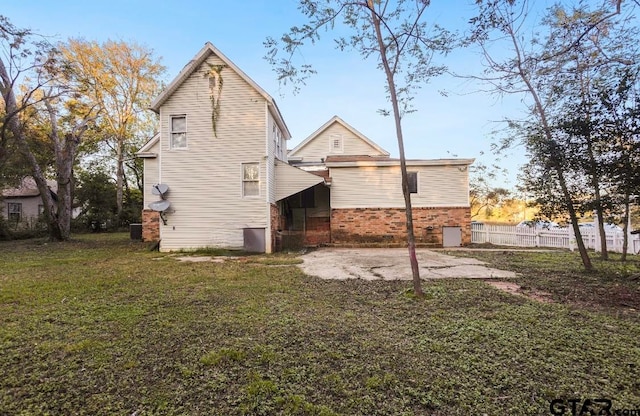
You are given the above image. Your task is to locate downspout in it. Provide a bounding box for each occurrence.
[265,102,272,253]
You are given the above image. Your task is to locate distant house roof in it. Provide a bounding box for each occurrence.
[149,42,291,140]
[288,115,390,157]
[2,176,57,198]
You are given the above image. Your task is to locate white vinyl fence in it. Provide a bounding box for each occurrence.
[471,223,640,254]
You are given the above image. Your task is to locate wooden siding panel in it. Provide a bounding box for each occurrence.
[142,141,160,208]
[294,122,386,162]
[158,54,268,250]
[330,165,469,209]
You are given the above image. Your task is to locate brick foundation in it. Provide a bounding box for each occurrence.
[304,216,331,246]
[142,210,160,242]
[331,207,470,247]
[270,203,280,252]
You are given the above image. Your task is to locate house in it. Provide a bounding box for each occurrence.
[1,177,57,228]
[137,42,323,253]
[285,116,474,247]
[138,42,473,252]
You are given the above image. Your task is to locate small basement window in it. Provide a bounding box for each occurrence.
[242,163,260,197]
[170,115,187,149]
[407,172,418,194]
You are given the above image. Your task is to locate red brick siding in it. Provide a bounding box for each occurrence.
[304,216,331,246]
[270,203,280,252]
[331,207,470,246]
[142,210,160,242]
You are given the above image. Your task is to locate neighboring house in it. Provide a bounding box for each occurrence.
[138,42,473,252]
[1,177,57,228]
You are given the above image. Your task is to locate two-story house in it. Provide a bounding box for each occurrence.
[138,42,473,252]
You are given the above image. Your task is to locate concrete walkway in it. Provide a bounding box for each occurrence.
[298,248,517,281]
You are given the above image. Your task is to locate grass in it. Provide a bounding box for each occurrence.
[0,234,639,415]
[445,248,640,313]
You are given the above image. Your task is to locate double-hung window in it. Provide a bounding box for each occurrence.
[170,115,187,149]
[242,163,260,197]
[7,202,21,222]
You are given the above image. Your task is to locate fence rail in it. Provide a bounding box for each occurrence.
[471,223,640,254]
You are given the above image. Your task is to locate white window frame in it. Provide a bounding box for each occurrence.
[170,115,187,149]
[242,163,260,197]
[329,134,343,153]
[407,171,418,194]
[7,202,21,222]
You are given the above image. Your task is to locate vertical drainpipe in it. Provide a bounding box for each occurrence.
[265,102,272,253]
[158,113,163,245]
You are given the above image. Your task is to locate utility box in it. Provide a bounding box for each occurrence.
[443,226,462,247]
[130,223,143,240]
[243,228,266,253]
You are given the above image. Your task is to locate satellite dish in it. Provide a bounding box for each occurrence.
[152,183,169,196]
[148,200,171,212]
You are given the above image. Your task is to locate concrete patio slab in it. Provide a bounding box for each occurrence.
[298,248,517,280]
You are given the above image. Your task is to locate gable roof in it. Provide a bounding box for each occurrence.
[288,115,389,157]
[2,176,57,198]
[149,42,291,139]
[136,133,160,158]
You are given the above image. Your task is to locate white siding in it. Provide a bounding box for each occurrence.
[3,197,41,223]
[293,121,386,162]
[266,110,277,204]
[274,160,324,201]
[330,165,469,209]
[157,54,268,251]
[142,140,160,208]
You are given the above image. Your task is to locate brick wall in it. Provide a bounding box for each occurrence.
[331,207,470,247]
[304,216,331,246]
[270,203,280,252]
[142,210,160,242]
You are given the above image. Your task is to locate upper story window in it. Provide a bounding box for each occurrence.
[330,134,343,153]
[242,163,260,197]
[170,115,187,149]
[7,202,21,222]
[407,172,418,194]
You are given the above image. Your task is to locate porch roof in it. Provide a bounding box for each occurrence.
[275,160,325,201]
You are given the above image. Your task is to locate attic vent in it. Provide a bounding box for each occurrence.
[330,135,343,153]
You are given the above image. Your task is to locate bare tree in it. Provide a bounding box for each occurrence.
[265,0,454,296]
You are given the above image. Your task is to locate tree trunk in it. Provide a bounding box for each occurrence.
[511,39,593,270]
[369,3,423,296]
[116,137,124,218]
[621,192,630,262]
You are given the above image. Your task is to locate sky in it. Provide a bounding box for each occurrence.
[4,0,538,187]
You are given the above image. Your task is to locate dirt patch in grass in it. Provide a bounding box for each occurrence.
[446,249,640,314]
[485,280,553,303]
[1,234,639,415]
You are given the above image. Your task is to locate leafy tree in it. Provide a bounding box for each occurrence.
[266,0,454,296]
[591,68,640,260]
[469,0,634,270]
[0,16,97,241]
[61,39,165,219]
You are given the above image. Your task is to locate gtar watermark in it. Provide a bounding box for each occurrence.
[549,398,640,416]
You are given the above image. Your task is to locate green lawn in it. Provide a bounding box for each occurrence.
[1,234,639,415]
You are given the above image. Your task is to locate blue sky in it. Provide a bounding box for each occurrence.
[5,0,534,187]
